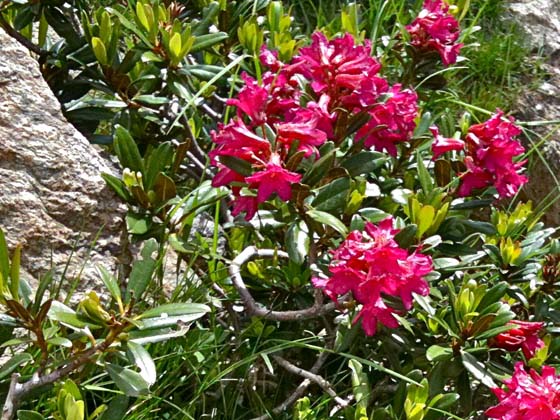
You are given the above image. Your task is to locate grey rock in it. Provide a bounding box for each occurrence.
[505,0,560,56]
[505,1,560,226]
[0,28,126,295]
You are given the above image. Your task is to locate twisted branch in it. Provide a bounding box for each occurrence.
[228,246,338,321]
[250,350,330,420]
[272,355,348,407]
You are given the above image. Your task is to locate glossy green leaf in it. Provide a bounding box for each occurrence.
[126,213,151,235]
[125,239,158,303]
[416,151,433,194]
[285,222,309,265]
[426,345,453,362]
[340,151,385,176]
[349,359,370,417]
[190,32,228,52]
[16,411,45,420]
[91,37,108,65]
[306,209,348,236]
[139,302,210,320]
[113,125,144,174]
[0,353,33,380]
[97,266,122,303]
[127,341,156,386]
[101,173,131,202]
[311,177,351,213]
[460,351,497,388]
[106,364,150,396]
[98,395,129,420]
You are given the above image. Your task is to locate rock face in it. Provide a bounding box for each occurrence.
[505,1,560,226]
[0,28,126,293]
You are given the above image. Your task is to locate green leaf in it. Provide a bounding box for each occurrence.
[99,396,129,420]
[169,32,182,60]
[144,142,174,190]
[0,353,33,380]
[126,213,151,235]
[417,206,435,238]
[127,341,156,386]
[416,151,433,194]
[192,1,220,36]
[91,37,108,65]
[9,245,20,301]
[477,282,508,310]
[48,301,101,330]
[101,173,131,202]
[117,48,143,74]
[134,95,170,105]
[349,359,370,417]
[311,177,351,213]
[302,144,335,186]
[135,1,150,31]
[460,351,497,388]
[359,207,390,223]
[285,222,309,265]
[125,239,157,303]
[190,32,229,52]
[47,337,73,348]
[106,364,150,397]
[128,324,190,344]
[340,151,385,176]
[306,209,348,236]
[152,173,177,204]
[113,125,144,174]
[0,228,10,290]
[17,411,45,420]
[460,220,497,235]
[426,345,453,362]
[394,224,418,248]
[139,303,210,320]
[66,400,84,420]
[97,266,122,304]
[413,112,432,138]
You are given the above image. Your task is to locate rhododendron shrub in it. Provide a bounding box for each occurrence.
[85,0,560,420]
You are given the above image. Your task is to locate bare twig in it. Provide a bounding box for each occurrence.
[250,350,330,420]
[272,355,348,407]
[229,246,339,321]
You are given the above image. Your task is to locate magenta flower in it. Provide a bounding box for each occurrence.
[486,362,560,419]
[406,0,463,66]
[312,218,433,336]
[226,73,269,125]
[231,195,259,221]
[291,32,384,110]
[459,110,527,198]
[245,154,302,202]
[276,109,329,157]
[490,320,545,360]
[356,85,419,156]
[430,126,465,159]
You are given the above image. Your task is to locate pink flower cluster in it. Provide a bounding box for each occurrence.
[211,32,420,219]
[490,320,545,360]
[312,218,433,336]
[430,110,527,198]
[486,362,560,419]
[406,0,463,66]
